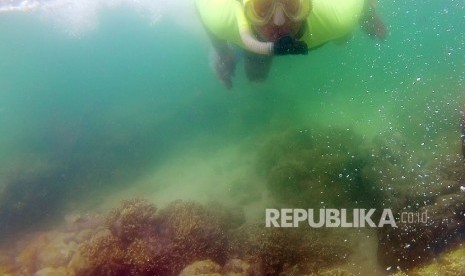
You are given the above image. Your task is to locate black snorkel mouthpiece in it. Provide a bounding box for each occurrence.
[273,35,308,55]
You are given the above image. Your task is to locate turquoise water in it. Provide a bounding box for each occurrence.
[0,0,465,273]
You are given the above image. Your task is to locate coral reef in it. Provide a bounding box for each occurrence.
[5,214,103,276]
[155,200,231,274]
[179,260,222,276]
[4,197,363,276]
[0,198,246,276]
[377,153,465,270]
[307,267,356,276]
[256,127,384,209]
[34,266,76,276]
[80,199,232,276]
[222,259,250,276]
[257,126,465,273]
[179,259,251,276]
[80,233,129,275]
[228,224,355,275]
[79,199,162,275]
[360,133,417,210]
[105,198,157,244]
[378,192,465,270]
[7,194,465,276]
[387,246,465,275]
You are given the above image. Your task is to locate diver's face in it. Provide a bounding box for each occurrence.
[252,6,304,42]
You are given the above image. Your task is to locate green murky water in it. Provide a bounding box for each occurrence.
[0,0,464,274]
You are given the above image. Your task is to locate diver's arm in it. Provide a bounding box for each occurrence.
[206,30,233,57]
[206,30,236,89]
[360,0,387,39]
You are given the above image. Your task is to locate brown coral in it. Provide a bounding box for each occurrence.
[80,234,127,275]
[222,259,250,276]
[256,127,382,210]
[80,199,231,276]
[156,200,229,273]
[378,193,465,270]
[228,224,354,275]
[80,199,161,276]
[105,198,157,244]
[179,260,222,276]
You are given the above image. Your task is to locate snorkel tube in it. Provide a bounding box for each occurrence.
[239,25,309,56]
[239,0,308,56]
[239,29,274,55]
[236,2,274,55]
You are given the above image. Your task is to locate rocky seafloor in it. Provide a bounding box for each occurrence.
[1,126,465,275]
[0,198,360,276]
[0,197,464,276]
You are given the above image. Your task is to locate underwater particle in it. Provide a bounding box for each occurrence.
[460,186,465,193]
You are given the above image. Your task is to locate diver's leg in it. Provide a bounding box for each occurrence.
[244,51,273,82]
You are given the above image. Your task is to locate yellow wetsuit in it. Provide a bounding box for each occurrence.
[195,0,365,49]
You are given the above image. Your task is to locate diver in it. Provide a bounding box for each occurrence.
[195,0,387,88]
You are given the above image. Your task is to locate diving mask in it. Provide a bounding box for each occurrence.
[244,0,311,26]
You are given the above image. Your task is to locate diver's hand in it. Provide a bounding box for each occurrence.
[273,36,308,56]
[213,51,236,89]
